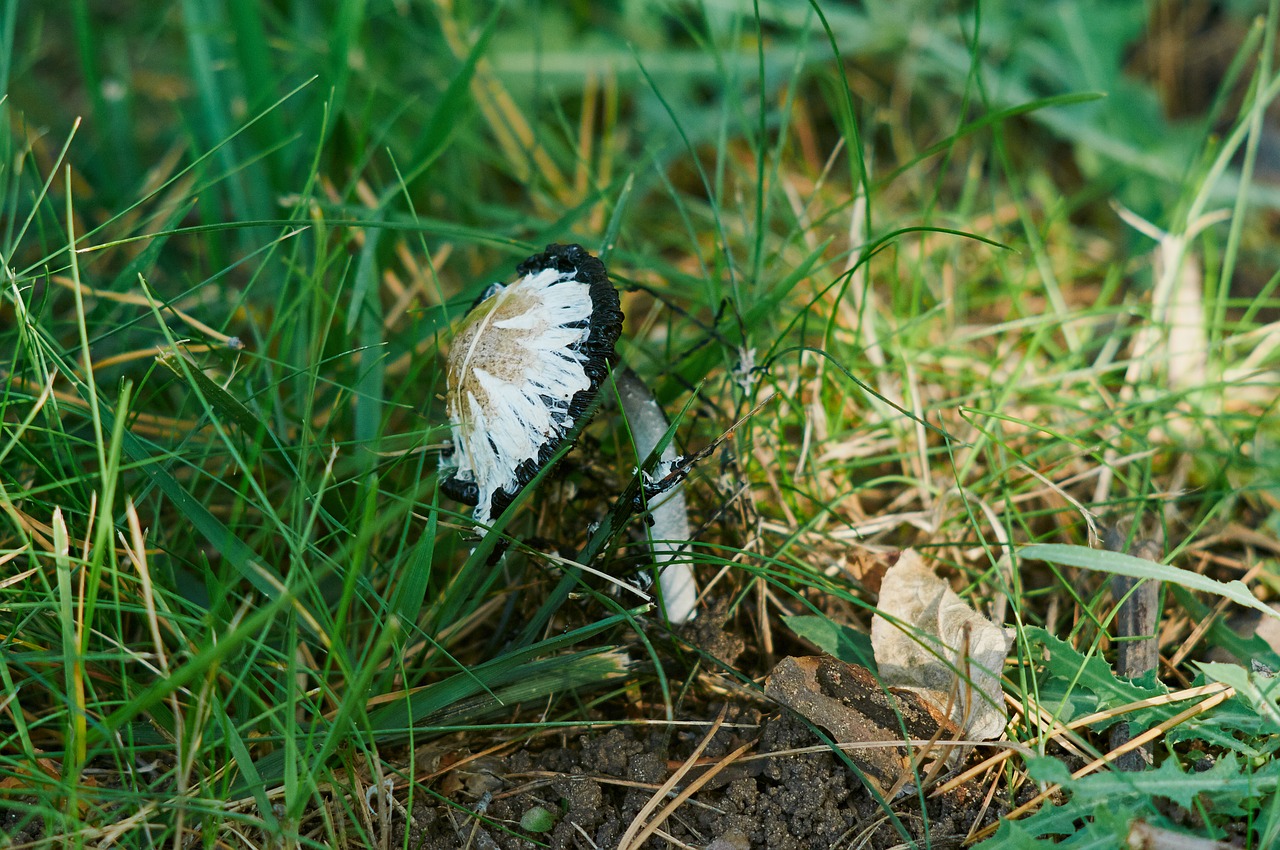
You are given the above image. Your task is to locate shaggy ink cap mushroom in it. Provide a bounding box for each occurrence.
[440,243,623,528]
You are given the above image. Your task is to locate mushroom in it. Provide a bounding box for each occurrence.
[440,243,699,623]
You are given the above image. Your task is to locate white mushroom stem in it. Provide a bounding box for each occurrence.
[614,368,699,624]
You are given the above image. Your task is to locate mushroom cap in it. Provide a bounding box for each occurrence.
[441,244,623,526]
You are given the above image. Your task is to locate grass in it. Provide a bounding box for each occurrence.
[2,0,1280,847]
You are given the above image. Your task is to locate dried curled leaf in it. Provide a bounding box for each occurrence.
[870,550,1012,740]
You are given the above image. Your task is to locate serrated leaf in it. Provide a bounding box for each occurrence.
[1042,752,1280,814]
[981,756,1274,848]
[1032,672,1105,723]
[1055,806,1135,849]
[974,800,1096,845]
[1026,627,1165,718]
[1168,701,1274,757]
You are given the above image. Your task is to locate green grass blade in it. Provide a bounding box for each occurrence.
[1022,543,1279,622]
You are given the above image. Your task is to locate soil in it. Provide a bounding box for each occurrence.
[375,607,1006,849]
[390,697,1002,850]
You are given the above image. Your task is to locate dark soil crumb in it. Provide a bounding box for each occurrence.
[394,703,1002,849]
[0,798,45,846]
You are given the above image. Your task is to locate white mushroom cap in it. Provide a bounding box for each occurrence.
[440,244,623,527]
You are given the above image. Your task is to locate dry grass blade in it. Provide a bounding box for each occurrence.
[615,706,732,850]
[618,738,756,850]
[119,499,191,848]
[48,274,243,346]
[431,0,567,196]
[614,707,726,849]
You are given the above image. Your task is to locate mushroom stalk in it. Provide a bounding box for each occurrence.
[614,368,699,624]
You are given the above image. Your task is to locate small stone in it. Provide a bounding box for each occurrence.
[706,827,751,850]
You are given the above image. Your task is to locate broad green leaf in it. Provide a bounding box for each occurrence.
[1022,544,1278,622]
[782,614,876,671]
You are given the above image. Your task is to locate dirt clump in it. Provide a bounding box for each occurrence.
[396,701,997,849]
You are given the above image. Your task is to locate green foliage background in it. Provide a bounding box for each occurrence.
[1,1,1279,847]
